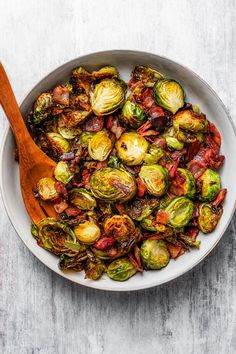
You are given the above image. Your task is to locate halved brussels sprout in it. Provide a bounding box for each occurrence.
[132,66,164,87]
[91,79,126,116]
[72,66,91,80]
[140,239,170,270]
[197,169,220,201]
[90,167,137,202]
[59,110,90,127]
[58,126,81,140]
[120,101,146,128]
[54,161,74,184]
[37,177,58,200]
[107,257,137,281]
[85,259,106,280]
[92,66,118,79]
[116,132,149,166]
[173,110,208,133]
[126,198,159,221]
[175,130,204,143]
[74,220,101,244]
[140,215,172,234]
[36,218,84,256]
[47,132,70,154]
[163,196,194,228]
[170,168,196,199]
[59,251,87,272]
[144,145,164,165]
[104,215,135,242]
[88,130,113,161]
[32,93,53,124]
[165,136,184,150]
[139,164,169,197]
[198,203,223,233]
[69,188,97,210]
[79,132,95,147]
[153,79,184,114]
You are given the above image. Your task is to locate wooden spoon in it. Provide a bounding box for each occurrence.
[0,63,57,224]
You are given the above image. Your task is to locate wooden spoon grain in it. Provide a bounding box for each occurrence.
[0,63,57,224]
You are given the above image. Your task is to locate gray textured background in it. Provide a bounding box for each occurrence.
[0,1,236,353]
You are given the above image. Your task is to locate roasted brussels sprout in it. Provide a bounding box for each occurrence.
[85,259,106,280]
[104,215,135,242]
[79,132,95,147]
[144,145,164,165]
[54,161,74,184]
[165,136,184,150]
[90,167,137,202]
[59,252,87,272]
[198,203,223,233]
[57,126,81,140]
[107,257,137,281]
[126,198,159,221]
[120,101,146,128]
[140,239,170,270]
[132,66,164,87]
[140,215,172,233]
[163,196,194,228]
[139,165,169,197]
[175,130,204,143]
[170,168,196,198]
[173,110,208,133]
[69,188,97,210]
[88,130,113,161]
[197,169,220,201]
[153,79,184,114]
[91,79,126,116]
[92,66,118,79]
[59,110,91,128]
[32,93,53,124]
[74,220,101,244]
[37,218,84,255]
[116,132,149,166]
[47,132,70,154]
[37,177,58,200]
[72,66,91,80]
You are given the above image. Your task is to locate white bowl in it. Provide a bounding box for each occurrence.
[1,50,236,291]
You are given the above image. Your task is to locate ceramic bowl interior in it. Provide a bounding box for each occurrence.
[1,50,236,291]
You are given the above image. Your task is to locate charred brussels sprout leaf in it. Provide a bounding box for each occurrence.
[116,132,149,166]
[107,155,119,168]
[74,220,101,244]
[144,145,164,165]
[163,197,194,228]
[173,110,208,133]
[59,252,87,272]
[120,101,147,128]
[198,203,223,233]
[47,132,70,154]
[139,164,169,197]
[85,260,106,280]
[31,223,39,238]
[170,168,196,199]
[107,257,137,281]
[153,79,184,114]
[126,198,159,221]
[37,177,58,200]
[90,167,137,203]
[32,93,53,124]
[104,215,135,242]
[54,161,74,184]
[69,188,97,210]
[91,79,126,116]
[59,111,91,127]
[197,169,220,201]
[140,215,172,233]
[57,126,81,140]
[140,239,170,270]
[37,218,84,255]
[132,66,164,87]
[92,66,118,80]
[88,130,113,161]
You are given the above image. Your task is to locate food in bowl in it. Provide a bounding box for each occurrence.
[26,64,226,282]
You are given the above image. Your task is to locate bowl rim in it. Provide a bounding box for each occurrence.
[1,49,236,291]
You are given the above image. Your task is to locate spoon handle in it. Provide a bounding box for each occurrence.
[0,63,32,147]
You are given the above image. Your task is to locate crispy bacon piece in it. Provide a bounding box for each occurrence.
[156,210,169,225]
[65,207,82,217]
[184,226,199,241]
[134,245,142,269]
[128,253,143,272]
[82,169,92,190]
[106,116,125,139]
[208,121,221,147]
[140,130,159,137]
[169,169,185,195]
[53,86,69,106]
[136,177,147,197]
[153,137,167,149]
[82,115,104,132]
[94,237,116,250]
[137,121,152,135]
[96,161,107,170]
[186,141,201,161]
[141,88,155,108]
[169,160,180,179]
[54,200,68,214]
[114,203,127,215]
[188,159,207,180]
[55,182,68,200]
[167,244,184,259]
[213,188,227,207]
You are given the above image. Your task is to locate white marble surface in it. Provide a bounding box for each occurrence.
[0,1,236,353]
